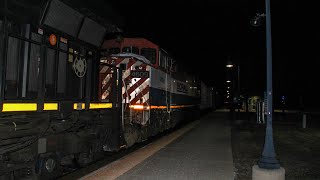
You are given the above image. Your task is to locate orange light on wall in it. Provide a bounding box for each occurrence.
[49,34,57,46]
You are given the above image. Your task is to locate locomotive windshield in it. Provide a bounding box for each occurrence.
[141,48,156,64]
[122,46,139,54]
[109,47,120,54]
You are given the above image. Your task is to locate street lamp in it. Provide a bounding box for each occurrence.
[251,0,284,174]
[250,13,266,27]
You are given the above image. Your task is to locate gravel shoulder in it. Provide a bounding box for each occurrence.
[231,113,320,180]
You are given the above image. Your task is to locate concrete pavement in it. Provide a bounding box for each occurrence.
[80,111,234,180]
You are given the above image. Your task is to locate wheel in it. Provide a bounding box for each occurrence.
[35,154,62,180]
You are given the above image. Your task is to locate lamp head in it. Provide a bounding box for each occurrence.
[250,13,266,27]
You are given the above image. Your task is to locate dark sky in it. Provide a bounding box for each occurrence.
[100,0,319,108]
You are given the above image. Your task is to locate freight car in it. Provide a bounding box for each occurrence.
[0,0,214,179]
[0,0,124,179]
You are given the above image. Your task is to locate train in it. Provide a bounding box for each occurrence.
[100,37,213,147]
[0,0,215,179]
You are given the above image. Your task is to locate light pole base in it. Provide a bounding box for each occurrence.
[252,165,285,180]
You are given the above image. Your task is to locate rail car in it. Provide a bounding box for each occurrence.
[0,0,124,179]
[0,0,214,179]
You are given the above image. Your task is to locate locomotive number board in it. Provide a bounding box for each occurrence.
[130,70,149,78]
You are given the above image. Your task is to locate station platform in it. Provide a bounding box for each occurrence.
[80,111,235,180]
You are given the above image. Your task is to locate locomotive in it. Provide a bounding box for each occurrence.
[0,0,214,179]
[100,37,204,147]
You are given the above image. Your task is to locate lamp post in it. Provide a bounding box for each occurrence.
[225,63,234,119]
[226,62,240,116]
[251,0,285,177]
[251,1,285,179]
[257,0,280,170]
[226,80,233,111]
[258,0,280,169]
[236,65,240,113]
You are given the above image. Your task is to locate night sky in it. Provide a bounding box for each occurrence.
[87,0,319,109]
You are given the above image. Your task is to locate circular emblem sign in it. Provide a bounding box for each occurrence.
[49,34,57,46]
[73,56,87,78]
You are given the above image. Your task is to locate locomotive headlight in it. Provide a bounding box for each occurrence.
[129,105,150,110]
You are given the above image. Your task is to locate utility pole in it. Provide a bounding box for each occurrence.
[252,0,285,179]
[258,0,280,169]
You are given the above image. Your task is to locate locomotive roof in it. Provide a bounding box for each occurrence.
[111,52,152,65]
[102,37,159,49]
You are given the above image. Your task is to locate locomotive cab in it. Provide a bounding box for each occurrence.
[102,37,159,68]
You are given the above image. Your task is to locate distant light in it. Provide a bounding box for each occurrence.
[226,80,231,83]
[227,87,230,89]
[226,64,234,68]
[227,96,229,98]
[227,90,229,93]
